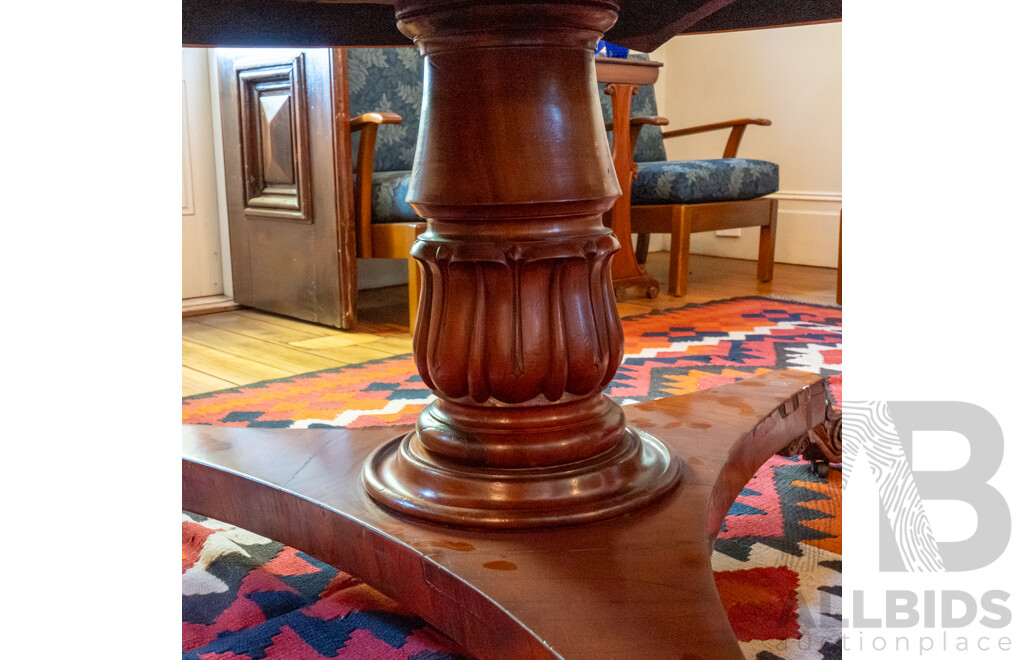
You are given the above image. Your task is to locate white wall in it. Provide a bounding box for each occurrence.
[182,48,227,298]
[649,22,841,267]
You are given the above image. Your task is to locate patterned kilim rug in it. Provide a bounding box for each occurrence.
[182,296,842,659]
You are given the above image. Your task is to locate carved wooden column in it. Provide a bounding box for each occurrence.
[361,0,681,528]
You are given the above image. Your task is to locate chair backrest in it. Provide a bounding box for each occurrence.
[598,53,667,164]
[349,48,668,170]
[347,47,425,172]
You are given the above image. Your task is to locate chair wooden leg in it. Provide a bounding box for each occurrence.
[635,233,651,264]
[371,222,427,333]
[757,198,778,283]
[668,207,691,297]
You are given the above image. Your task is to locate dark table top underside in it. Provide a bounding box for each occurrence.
[183,0,841,52]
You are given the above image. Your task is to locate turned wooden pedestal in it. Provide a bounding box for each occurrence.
[356,1,686,530]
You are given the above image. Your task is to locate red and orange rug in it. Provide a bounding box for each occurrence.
[182,296,842,659]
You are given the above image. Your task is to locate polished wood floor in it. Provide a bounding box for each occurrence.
[183,252,840,396]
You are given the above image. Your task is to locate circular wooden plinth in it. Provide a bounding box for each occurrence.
[361,427,681,529]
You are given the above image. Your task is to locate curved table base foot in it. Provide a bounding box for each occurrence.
[182,369,829,660]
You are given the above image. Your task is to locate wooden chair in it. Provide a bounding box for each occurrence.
[601,63,778,297]
[347,48,427,330]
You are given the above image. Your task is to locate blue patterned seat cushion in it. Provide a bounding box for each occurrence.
[597,53,778,206]
[632,158,779,205]
[370,170,418,222]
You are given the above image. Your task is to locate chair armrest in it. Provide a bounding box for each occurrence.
[603,115,669,133]
[350,112,403,131]
[349,112,403,257]
[661,118,771,158]
[604,116,670,161]
[627,116,668,158]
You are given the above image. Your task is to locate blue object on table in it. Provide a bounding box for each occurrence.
[597,40,629,58]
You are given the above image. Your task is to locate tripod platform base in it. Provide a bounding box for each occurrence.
[183,369,829,660]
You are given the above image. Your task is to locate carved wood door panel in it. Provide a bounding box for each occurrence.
[217,48,356,329]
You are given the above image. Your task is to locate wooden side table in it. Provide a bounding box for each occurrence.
[596,55,663,299]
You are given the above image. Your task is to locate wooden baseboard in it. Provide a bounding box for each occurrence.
[183,295,240,317]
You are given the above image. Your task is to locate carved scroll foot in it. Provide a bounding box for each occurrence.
[779,400,842,477]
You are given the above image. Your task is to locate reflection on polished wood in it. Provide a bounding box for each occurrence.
[184,370,828,660]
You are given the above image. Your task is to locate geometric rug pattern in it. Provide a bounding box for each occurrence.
[183,297,842,427]
[182,296,842,659]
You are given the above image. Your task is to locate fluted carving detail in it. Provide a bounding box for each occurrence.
[412,229,624,406]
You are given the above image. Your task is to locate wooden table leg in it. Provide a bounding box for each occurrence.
[364,0,677,529]
[184,370,830,660]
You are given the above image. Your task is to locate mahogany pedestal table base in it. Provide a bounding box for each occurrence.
[183,369,829,660]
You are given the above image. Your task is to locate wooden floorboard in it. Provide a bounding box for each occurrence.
[193,311,332,343]
[183,254,840,397]
[182,340,294,386]
[182,320,350,371]
[182,366,237,397]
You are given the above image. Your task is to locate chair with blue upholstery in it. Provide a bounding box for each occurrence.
[347,47,427,330]
[600,67,778,297]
